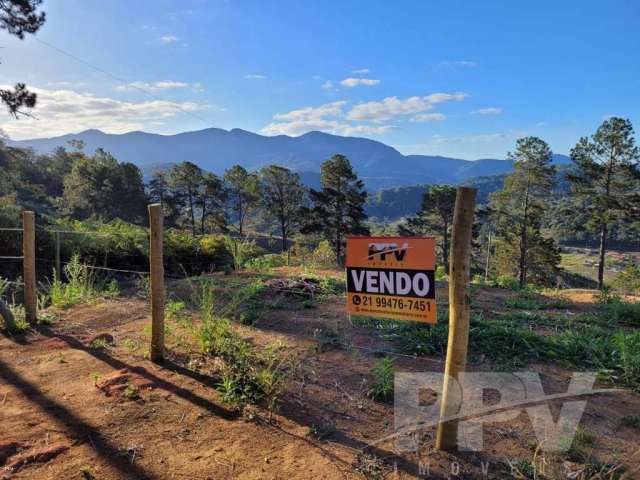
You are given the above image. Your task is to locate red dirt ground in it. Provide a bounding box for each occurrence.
[1,281,639,479]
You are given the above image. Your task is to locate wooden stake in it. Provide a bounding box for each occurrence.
[22,211,37,323]
[55,230,61,281]
[148,204,165,363]
[435,186,477,451]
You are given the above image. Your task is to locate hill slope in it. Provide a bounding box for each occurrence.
[8,128,570,190]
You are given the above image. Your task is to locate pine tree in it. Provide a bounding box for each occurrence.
[224,165,260,236]
[398,184,456,271]
[259,165,305,252]
[490,137,558,287]
[302,154,369,264]
[567,117,640,289]
[0,0,46,117]
[168,162,204,236]
[198,172,227,234]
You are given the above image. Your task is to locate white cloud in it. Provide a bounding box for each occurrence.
[115,80,204,94]
[261,100,392,137]
[411,113,446,122]
[159,35,179,43]
[471,107,503,115]
[340,77,380,87]
[0,86,206,139]
[437,60,478,69]
[321,80,334,89]
[352,68,371,74]
[347,92,468,122]
[430,133,508,144]
[115,80,192,92]
[245,74,266,79]
[272,101,347,122]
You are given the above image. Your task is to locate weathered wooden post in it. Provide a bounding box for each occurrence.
[148,203,165,363]
[54,230,62,281]
[22,211,37,323]
[435,187,477,451]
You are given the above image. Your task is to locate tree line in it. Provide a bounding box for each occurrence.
[2,117,638,288]
[0,140,369,263]
[401,117,640,289]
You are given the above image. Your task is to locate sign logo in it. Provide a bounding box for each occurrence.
[346,237,436,323]
[367,242,410,262]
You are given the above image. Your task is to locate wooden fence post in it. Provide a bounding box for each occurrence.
[55,231,61,281]
[435,187,477,451]
[148,204,165,363]
[22,211,37,323]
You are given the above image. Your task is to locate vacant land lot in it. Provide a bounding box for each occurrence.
[1,269,639,479]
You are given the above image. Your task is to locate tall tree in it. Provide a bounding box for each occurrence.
[62,149,147,222]
[260,165,305,252]
[198,172,227,234]
[490,137,557,287]
[567,117,640,288]
[224,165,260,236]
[398,184,456,271]
[168,162,204,236]
[0,0,46,117]
[302,154,369,264]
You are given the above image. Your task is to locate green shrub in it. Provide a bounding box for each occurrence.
[311,240,336,267]
[505,292,542,310]
[593,285,621,305]
[223,236,264,270]
[597,300,640,326]
[368,356,395,402]
[492,275,521,291]
[613,262,640,295]
[435,265,447,281]
[244,253,287,271]
[614,331,640,389]
[51,255,97,308]
[50,255,119,307]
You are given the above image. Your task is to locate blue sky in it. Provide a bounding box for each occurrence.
[0,0,638,159]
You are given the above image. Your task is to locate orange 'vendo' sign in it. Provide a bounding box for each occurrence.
[345,236,437,323]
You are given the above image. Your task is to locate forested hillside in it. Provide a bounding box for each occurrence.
[8,127,570,190]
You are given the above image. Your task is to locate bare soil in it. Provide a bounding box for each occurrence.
[1,276,639,479]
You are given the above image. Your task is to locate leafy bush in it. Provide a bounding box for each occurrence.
[492,275,521,291]
[614,331,640,389]
[311,240,336,267]
[197,281,297,414]
[505,292,542,310]
[223,236,264,270]
[244,253,287,272]
[435,265,447,281]
[613,262,640,295]
[597,300,640,326]
[50,254,119,307]
[368,356,395,402]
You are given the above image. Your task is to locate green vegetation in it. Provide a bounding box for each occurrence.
[367,356,395,402]
[197,280,297,415]
[399,184,456,271]
[302,154,369,263]
[568,118,640,289]
[354,306,640,388]
[50,255,119,308]
[490,136,560,287]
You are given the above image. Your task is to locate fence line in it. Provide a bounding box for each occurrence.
[0,256,24,260]
[0,228,23,232]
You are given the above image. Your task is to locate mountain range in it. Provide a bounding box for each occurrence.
[7,127,570,191]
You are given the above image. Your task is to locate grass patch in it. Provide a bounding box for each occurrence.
[621,415,640,428]
[50,254,120,308]
[197,281,297,416]
[355,310,640,387]
[367,356,394,402]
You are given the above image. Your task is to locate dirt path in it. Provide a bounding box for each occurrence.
[1,291,639,479]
